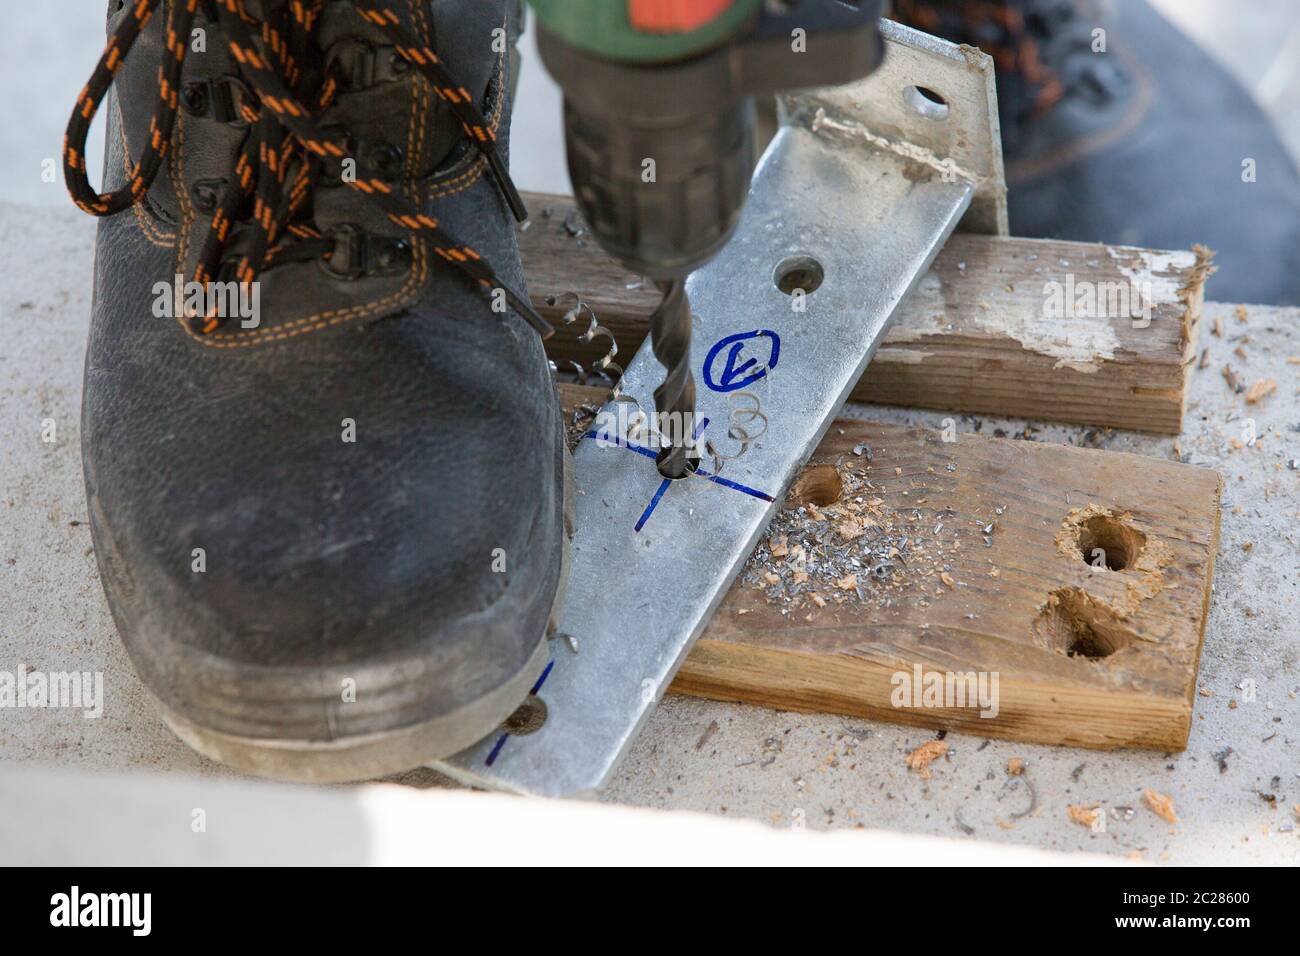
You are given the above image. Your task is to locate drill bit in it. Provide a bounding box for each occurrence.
[649,278,698,479]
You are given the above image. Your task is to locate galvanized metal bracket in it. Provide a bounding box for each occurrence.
[434,21,1007,797]
[781,18,1008,236]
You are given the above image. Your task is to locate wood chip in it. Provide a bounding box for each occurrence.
[1235,304,1248,324]
[1143,788,1178,824]
[940,572,956,588]
[904,740,948,777]
[811,593,826,608]
[834,574,858,591]
[1212,316,1224,337]
[1067,805,1101,828]
[1007,757,1025,776]
[1245,379,1277,404]
[835,519,864,541]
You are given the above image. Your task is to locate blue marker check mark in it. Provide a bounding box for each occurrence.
[703,330,781,392]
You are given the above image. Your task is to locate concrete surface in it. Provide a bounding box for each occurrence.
[0,763,1122,865]
[2,200,1297,864]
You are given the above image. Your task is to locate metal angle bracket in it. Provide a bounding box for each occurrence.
[434,22,1007,797]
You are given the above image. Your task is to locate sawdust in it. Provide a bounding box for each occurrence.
[905,740,948,778]
[1007,757,1025,776]
[1143,788,1178,824]
[1245,379,1277,404]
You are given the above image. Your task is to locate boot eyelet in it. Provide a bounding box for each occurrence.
[191,179,223,214]
[373,238,412,273]
[325,39,409,90]
[181,82,209,115]
[318,224,368,281]
[318,226,411,280]
[366,142,404,181]
[179,76,253,127]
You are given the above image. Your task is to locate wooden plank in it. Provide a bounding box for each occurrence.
[523,192,1214,433]
[560,384,1221,751]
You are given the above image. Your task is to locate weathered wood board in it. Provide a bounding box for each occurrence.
[524,192,1214,433]
[561,385,1221,751]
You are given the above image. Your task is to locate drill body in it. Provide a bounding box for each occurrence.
[528,0,885,475]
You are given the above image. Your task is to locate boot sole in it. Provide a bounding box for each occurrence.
[155,445,575,784]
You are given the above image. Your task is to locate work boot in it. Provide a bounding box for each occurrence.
[893,0,1300,304]
[65,0,568,781]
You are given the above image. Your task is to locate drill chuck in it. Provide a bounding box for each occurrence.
[535,0,885,280]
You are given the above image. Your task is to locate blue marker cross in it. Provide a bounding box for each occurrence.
[483,417,775,769]
[585,417,775,532]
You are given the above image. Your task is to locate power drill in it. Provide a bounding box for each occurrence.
[528,0,884,478]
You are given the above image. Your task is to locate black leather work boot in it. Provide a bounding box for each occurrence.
[65,0,569,781]
[893,0,1300,305]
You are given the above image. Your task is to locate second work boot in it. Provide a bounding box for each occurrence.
[66,0,568,781]
[893,0,1300,304]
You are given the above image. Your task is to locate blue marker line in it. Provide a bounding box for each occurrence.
[696,470,775,502]
[583,430,658,460]
[630,416,711,532]
[634,478,673,532]
[485,658,556,767]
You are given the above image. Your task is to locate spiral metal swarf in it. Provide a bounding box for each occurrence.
[649,279,699,479]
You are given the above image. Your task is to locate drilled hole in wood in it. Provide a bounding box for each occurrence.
[1077,515,1146,571]
[784,463,843,509]
[501,694,547,736]
[1033,587,1138,659]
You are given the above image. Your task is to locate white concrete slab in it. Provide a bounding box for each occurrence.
[1,201,1297,864]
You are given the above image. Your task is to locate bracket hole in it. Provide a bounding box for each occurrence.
[904,85,949,121]
[774,255,824,295]
[501,694,547,736]
[656,451,700,481]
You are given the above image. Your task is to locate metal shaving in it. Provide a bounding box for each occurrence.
[566,403,601,450]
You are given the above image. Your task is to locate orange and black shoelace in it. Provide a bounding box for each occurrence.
[64,0,550,337]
